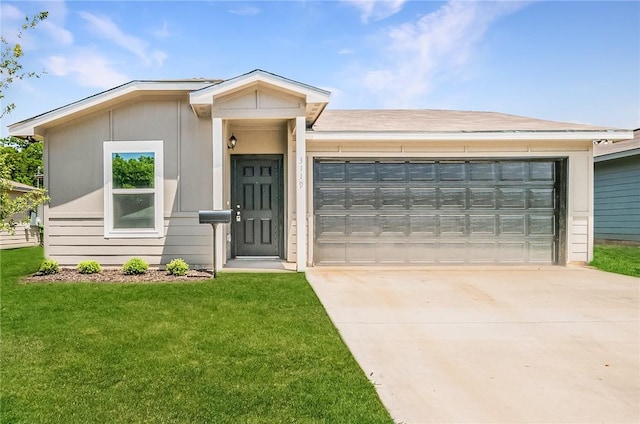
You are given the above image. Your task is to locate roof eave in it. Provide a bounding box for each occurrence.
[306,130,634,142]
[8,80,218,138]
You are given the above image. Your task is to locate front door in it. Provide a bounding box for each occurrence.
[231,155,283,257]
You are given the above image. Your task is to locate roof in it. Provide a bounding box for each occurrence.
[594,128,640,161]
[1,179,38,193]
[312,109,619,133]
[8,79,224,139]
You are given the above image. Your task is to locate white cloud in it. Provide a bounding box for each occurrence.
[153,21,170,38]
[45,49,129,89]
[338,48,354,55]
[360,0,529,107]
[342,0,407,23]
[40,20,73,45]
[78,11,167,67]
[1,3,22,21]
[40,0,74,46]
[229,6,261,16]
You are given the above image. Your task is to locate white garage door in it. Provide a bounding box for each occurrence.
[313,159,563,265]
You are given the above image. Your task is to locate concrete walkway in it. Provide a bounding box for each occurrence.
[306,267,640,424]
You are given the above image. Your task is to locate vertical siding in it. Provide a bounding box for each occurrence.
[594,156,640,242]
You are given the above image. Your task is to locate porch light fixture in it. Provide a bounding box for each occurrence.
[228,134,237,150]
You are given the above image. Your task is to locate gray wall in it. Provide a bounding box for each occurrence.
[45,95,216,266]
[594,155,640,242]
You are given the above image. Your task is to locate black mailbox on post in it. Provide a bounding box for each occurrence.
[198,210,232,277]
[199,210,232,225]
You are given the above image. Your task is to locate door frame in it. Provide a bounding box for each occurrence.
[230,154,285,259]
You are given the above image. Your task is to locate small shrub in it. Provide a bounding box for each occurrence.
[77,260,101,274]
[166,258,189,276]
[122,258,148,275]
[39,259,59,275]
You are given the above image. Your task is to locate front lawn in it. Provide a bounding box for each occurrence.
[0,247,393,423]
[590,244,640,278]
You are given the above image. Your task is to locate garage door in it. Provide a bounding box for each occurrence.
[313,159,563,265]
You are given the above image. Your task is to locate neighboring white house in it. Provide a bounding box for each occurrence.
[7,70,633,270]
[0,179,42,250]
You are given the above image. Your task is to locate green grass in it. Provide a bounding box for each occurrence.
[0,247,393,424]
[590,244,640,278]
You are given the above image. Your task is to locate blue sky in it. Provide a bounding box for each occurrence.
[2,0,639,138]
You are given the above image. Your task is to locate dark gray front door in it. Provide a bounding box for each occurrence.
[231,155,283,257]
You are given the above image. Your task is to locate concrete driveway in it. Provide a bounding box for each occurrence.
[305,267,639,424]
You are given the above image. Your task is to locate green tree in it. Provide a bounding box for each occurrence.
[0,11,49,232]
[112,154,155,188]
[0,137,43,186]
[1,11,48,118]
[0,150,49,233]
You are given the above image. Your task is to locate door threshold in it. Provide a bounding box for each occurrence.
[234,256,281,260]
[225,258,295,272]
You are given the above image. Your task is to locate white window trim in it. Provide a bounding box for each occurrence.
[103,140,164,238]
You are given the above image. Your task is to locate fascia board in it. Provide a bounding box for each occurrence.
[306,130,634,142]
[594,148,640,162]
[8,81,213,137]
[190,71,330,105]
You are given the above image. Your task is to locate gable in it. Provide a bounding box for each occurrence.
[212,85,305,118]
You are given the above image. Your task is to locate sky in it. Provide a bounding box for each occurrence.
[1,0,639,138]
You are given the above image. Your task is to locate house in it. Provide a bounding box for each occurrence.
[0,179,42,249]
[593,129,640,243]
[7,70,633,270]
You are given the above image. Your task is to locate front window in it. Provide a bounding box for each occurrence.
[104,141,163,238]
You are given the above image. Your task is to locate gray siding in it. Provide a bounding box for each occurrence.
[594,156,640,241]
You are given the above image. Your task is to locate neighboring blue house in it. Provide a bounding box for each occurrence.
[594,129,640,243]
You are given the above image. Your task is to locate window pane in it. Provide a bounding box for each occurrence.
[112,152,155,189]
[113,193,155,229]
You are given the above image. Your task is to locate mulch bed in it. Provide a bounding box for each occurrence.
[22,268,214,284]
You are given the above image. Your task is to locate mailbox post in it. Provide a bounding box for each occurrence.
[198,210,232,278]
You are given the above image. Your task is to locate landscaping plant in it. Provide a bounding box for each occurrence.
[166,258,189,276]
[77,260,101,274]
[38,259,59,275]
[122,258,148,275]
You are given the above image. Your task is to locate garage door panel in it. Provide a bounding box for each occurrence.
[469,188,497,208]
[439,162,466,181]
[380,215,408,236]
[348,215,377,235]
[529,188,556,209]
[347,242,377,263]
[500,162,527,181]
[349,188,377,209]
[440,215,466,235]
[316,188,346,209]
[379,162,407,181]
[438,242,468,263]
[408,162,436,181]
[529,215,555,235]
[499,188,527,209]
[500,215,526,235]
[470,215,497,236]
[380,188,407,208]
[469,162,497,181]
[530,162,555,181]
[468,242,498,263]
[499,242,527,262]
[410,215,438,235]
[348,162,376,181]
[440,188,467,208]
[314,159,561,265]
[410,188,437,207]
